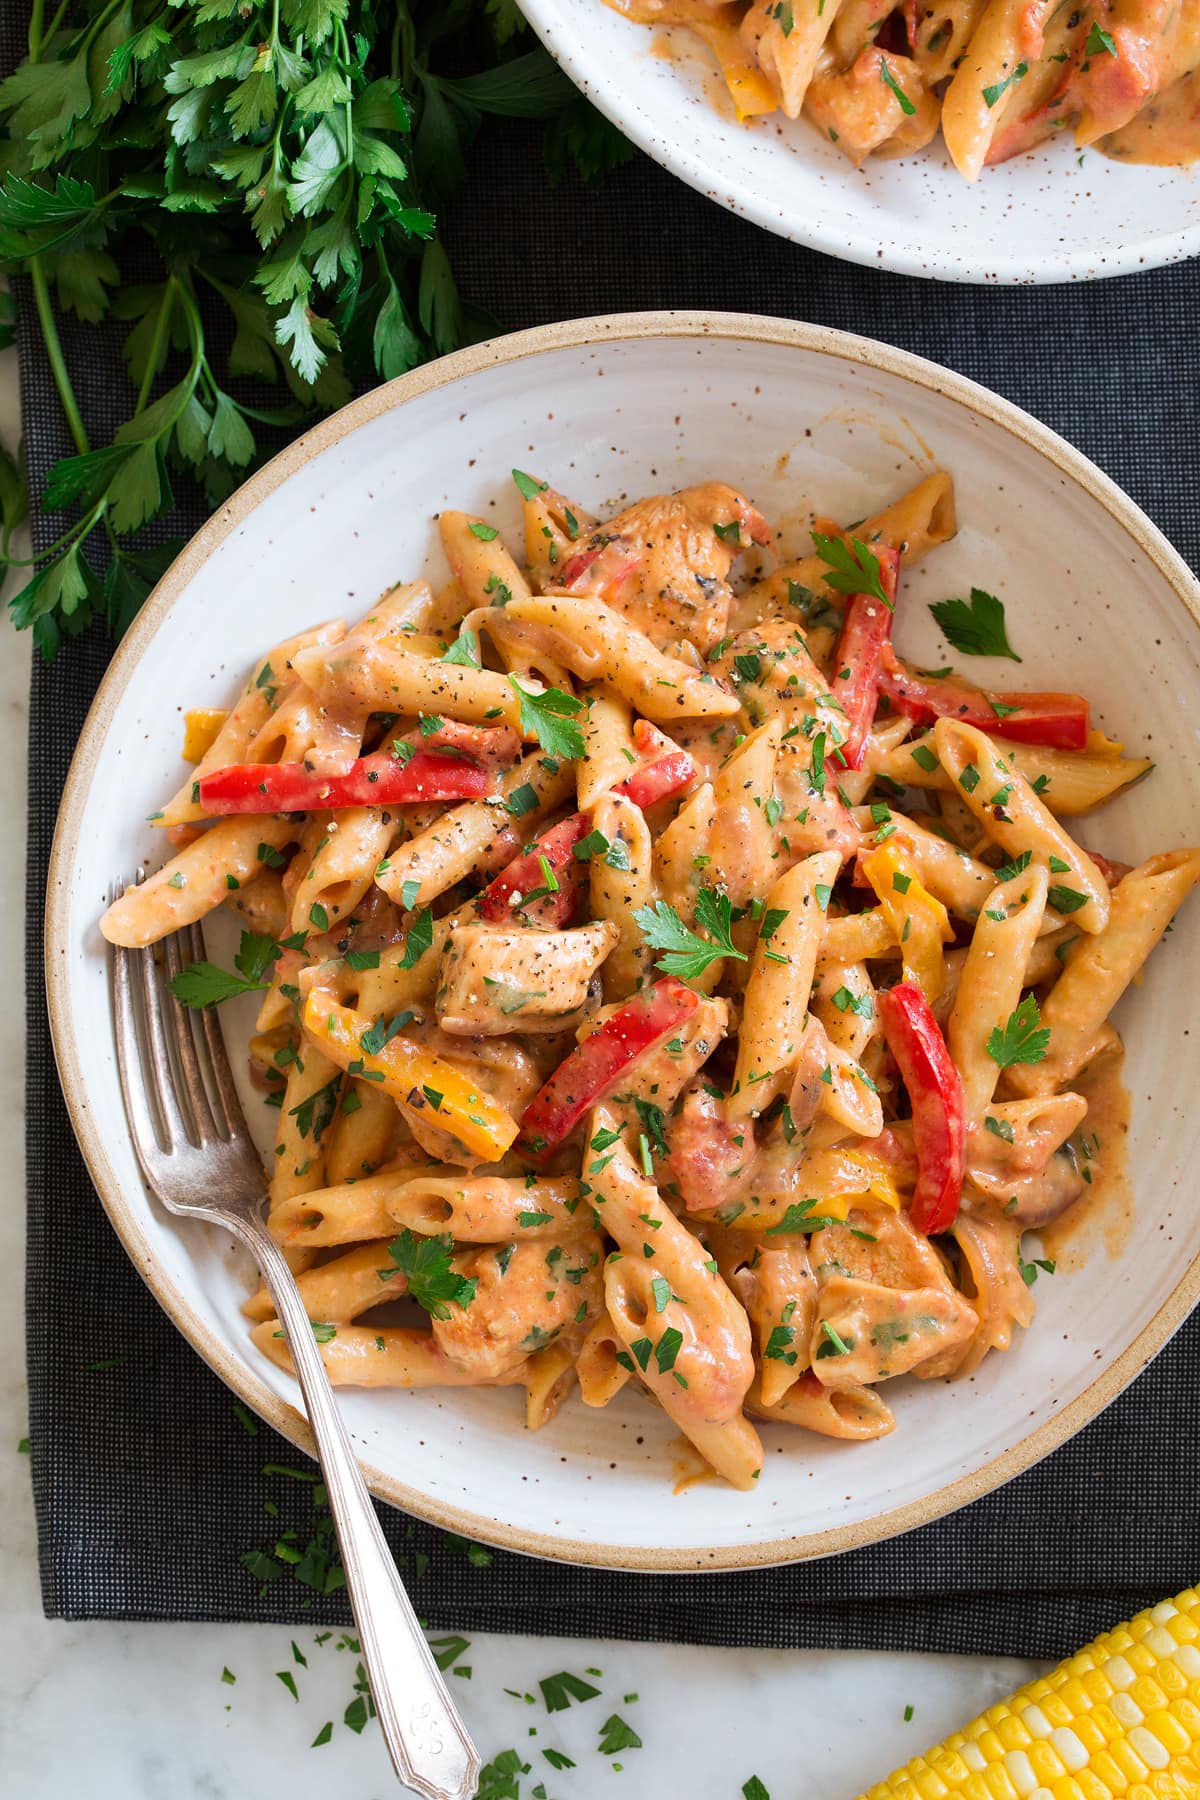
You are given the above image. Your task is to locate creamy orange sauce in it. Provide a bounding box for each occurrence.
[1041,1052,1134,1272]
[1100,69,1200,164]
[668,1433,723,1492]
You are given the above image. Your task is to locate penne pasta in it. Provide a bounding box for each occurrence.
[117,460,1196,1494]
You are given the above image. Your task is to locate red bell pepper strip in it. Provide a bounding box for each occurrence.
[198,749,490,815]
[614,720,697,808]
[556,539,643,595]
[520,977,701,1154]
[827,544,901,770]
[879,648,1090,751]
[878,980,965,1235]
[477,812,590,925]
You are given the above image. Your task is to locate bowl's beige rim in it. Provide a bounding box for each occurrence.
[45,309,1200,1574]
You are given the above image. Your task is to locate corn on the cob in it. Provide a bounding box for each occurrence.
[862,1585,1200,1799]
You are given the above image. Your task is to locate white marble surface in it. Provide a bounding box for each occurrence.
[0,338,1045,1798]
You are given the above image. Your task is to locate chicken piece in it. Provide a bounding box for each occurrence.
[437,921,617,1036]
[805,48,940,165]
[947,1198,1037,1378]
[808,1207,977,1386]
[431,1233,604,1380]
[665,1080,754,1212]
[552,482,770,653]
[966,1093,1088,1226]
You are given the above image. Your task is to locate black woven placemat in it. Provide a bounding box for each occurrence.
[18,25,1200,1652]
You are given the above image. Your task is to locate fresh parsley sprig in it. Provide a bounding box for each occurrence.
[986,992,1051,1069]
[0,2,631,659]
[633,887,748,986]
[169,927,281,1007]
[812,530,889,606]
[509,675,585,760]
[377,1228,476,1320]
[929,587,1021,661]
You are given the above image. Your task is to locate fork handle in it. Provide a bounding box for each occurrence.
[233,1214,480,1800]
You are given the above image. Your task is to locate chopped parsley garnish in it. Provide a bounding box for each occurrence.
[378,1230,476,1319]
[994,849,1032,882]
[509,676,585,760]
[713,519,742,545]
[816,1320,853,1358]
[345,949,381,970]
[910,743,939,773]
[440,627,480,668]
[360,1010,412,1055]
[633,888,747,985]
[398,906,434,969]
[763,1324,797,1365]
[573,829,610,862]
[504,782,538,817]
[879,57,917,115]
[1086,21,1117,55]
[929,588,1021,661]
[512,469,548,503]
[986,992,1051,1069]
[538,1670,601,1712]
[832,984,873,1018]
[983,60,1028,107]
[1019,1253,1057,1286]
[1048,884,1089,914]
[598,1713,643,1755]
[766,1199,841,1234]
[482,977,547,1015]
[985,1115,1015,1144]
[468,521,499,541]
[288,1077,341,1145]
[959,763,980,794]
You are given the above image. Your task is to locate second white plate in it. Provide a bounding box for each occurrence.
[521,0,1200,283]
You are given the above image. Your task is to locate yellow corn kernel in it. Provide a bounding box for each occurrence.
[860,1589,1200,1800]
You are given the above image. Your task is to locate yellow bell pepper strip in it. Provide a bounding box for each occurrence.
[305,994,518,1164]
[860,840,953,1003]
[181,708,227,763]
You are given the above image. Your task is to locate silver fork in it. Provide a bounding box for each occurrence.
[110,898,480,1800]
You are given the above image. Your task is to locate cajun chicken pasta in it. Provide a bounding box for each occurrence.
[606,0,1200,177]
[102,465,1199,1491]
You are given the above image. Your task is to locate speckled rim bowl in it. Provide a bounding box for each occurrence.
[46,312,1200,1571]
[519,0,1200,285]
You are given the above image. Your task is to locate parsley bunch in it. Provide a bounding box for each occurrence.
[0,0,629,658]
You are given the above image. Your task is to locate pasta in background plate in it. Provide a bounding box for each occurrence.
[604,0,1200,177]
[102,463,1199,1492]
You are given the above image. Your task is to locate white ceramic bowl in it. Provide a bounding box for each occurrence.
[520,0,1200,283]
[48,313,1200,1571]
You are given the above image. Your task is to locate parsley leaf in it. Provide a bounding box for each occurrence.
[928,588,1021,661]
[811,530,889,604]
[169,929,280,1008]
[509,676,584,760]
[378,1230,476,1320]
[986,993,1051,1069]
[633,887,748,985]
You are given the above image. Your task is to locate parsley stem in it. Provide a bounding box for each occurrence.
[134,277,177,415]
[27,0,45,59]
[29,257,89,458]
